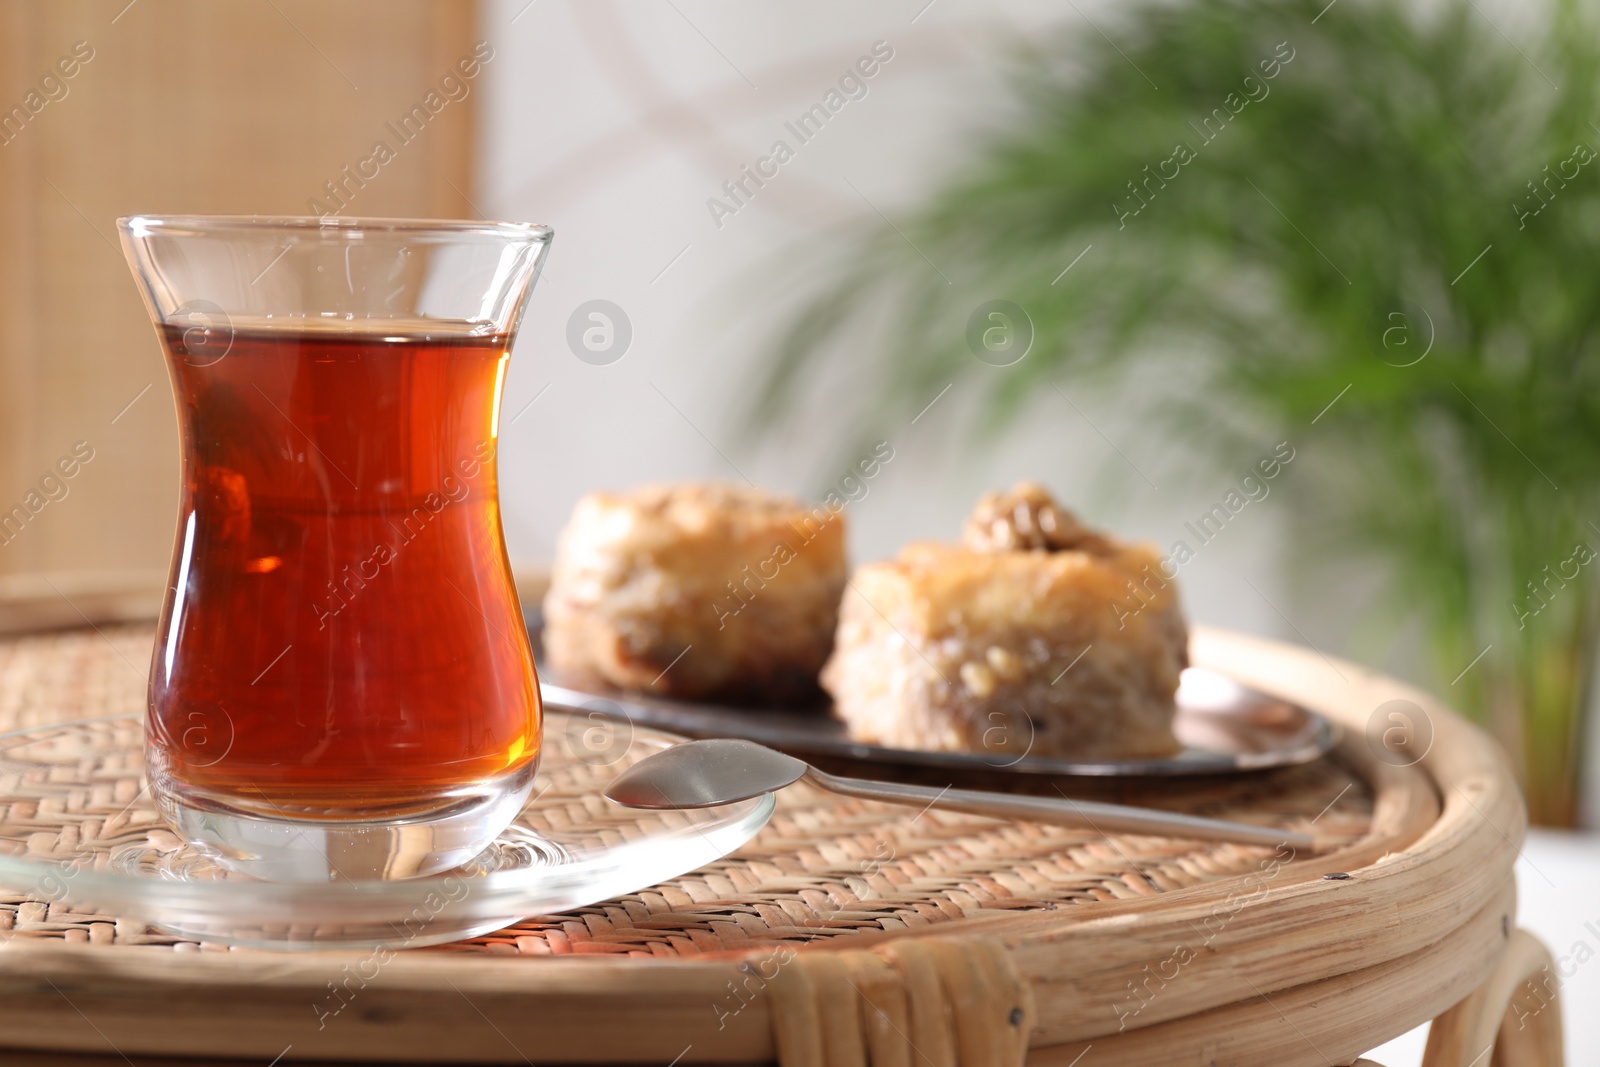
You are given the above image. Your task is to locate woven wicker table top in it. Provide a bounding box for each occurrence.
[0,623,1370,957]
[0,621,1522,1067]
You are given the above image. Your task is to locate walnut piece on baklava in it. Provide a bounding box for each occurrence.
[823,483,1187,760]
[541,483,847,703]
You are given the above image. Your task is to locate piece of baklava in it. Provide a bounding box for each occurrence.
[823,483,1186,760]
[542,483,847,703]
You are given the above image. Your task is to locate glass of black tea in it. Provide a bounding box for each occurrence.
[119,215,552,881]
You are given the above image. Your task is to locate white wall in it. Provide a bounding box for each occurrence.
[480,0,1295,643]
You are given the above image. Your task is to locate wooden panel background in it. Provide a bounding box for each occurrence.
[0,0,481,617]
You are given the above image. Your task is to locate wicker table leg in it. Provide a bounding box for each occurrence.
[1421,929,1564,1067]
[768,939,1035,1067]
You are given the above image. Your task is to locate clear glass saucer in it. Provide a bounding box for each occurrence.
[0,713,773,950]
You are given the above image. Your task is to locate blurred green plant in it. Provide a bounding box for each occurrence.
[752,0,1600,825]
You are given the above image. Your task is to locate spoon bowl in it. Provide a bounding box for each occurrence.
[605,738,806,809]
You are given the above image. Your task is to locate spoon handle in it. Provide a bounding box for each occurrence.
[803,768,1314,850]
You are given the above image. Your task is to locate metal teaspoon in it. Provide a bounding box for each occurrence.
[603,738,1315,850]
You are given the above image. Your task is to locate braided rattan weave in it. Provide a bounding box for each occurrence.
[0,622,1524,1066]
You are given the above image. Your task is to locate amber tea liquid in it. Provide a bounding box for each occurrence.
[148,322,541,818]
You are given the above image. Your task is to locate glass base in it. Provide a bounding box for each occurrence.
[0,715,775,949]
[151,761,540,882]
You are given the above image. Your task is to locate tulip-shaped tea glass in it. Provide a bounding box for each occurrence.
[119,216,552,882]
